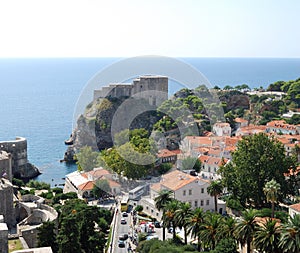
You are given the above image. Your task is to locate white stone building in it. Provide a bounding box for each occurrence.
[64,167,121,198]
[140,170,219,220]
[212,122,231,137]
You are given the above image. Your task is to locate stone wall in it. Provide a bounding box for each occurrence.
[0,222,8,253]
[93,76,168,106]
[0,178,15,228]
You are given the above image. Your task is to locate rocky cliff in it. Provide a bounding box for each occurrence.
[64,97,162,162]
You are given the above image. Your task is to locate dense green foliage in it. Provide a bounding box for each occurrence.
[219,133,295,208]
[100,128,156,179]
[26,180,50,190]
[137,239,196,253]
[37,221,58,252]
[75,146,99,172]
[56,199,112,253]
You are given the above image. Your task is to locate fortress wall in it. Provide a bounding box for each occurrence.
[0,137,28,176]
[0,223,8,253]
[0,179,15,228]
[93,76,168,106]
[40,204,58,219]
[21,227,39,248]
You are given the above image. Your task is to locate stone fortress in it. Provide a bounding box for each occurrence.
[0,137,40,179]
[93,75,168,106]
[0,177,57,253]
[0,138,53,252]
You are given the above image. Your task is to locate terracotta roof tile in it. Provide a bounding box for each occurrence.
[290,203,300,212]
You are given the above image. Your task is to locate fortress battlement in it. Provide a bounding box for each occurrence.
[93,75,168,106]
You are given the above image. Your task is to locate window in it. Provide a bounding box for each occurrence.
[200,200,204,206]
[189,189,192,195]
[201,188,204,193]
[208,167,211,172]
[206,200,210,206]
[194,200,198,207]
[146,206,149,210]
[183,190,186,196]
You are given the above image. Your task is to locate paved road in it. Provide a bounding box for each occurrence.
[112,211,133,253]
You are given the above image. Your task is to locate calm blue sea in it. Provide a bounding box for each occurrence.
[0,57,299,186]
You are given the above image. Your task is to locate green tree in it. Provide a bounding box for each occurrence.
[217,216,236,241]
[253,218,281,253]
[57,215,81,253]
[263,179,281,218]
[37,221,58,252]
[181,156,202,173]
[154,190,173,241]
[279,214,300,253]
[186,207,205,251]
[211,238,238,253]
[219,133,294,208]
[75,146,99,172]
[207,180,223,213]
[199,212,222,250]
[234,209,258,253]
[101,142,155,179]
[175,202,192,244]
[164,199,180,240]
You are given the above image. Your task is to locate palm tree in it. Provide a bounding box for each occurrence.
[235,209,258,253]
[164,199,180,240]
[186,207,205,251]
[175,202,192,244]
[279,214,300,253]
[154,189,173,240]
[217,216,236,241]
[207,180,223,213]
[263,179,281,218]
[253,218,282,253]
[199,212,222,250]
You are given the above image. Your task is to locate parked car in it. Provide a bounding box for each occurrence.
[119,233,129,240]
[118,240,125,248]
[122,212,128,217]
[121,218,127,224]
[154,221,161,228]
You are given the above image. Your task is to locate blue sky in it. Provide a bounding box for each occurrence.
[0,0,299,58]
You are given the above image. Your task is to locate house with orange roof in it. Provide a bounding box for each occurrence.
[235,117,249,129]
[147,170,216,212]
[198,155,229,180]
[235,125,267,136]
[156,149,177,164]
[266,120,299,135]
[289,203,300,217]
[64,167,121,198]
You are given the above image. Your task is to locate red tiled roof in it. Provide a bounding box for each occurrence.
[290,203,300,212]
[235,118,248,123]
[78,181,95,191]
[157,149,177,158]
